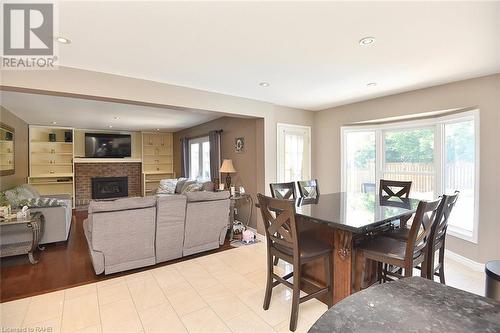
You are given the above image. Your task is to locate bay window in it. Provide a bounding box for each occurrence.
[341,110,479,242]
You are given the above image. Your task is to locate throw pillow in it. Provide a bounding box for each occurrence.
[175,178,188,194]
[157,179,178,194]
[181,182,203,194]
[20,197,64,208]
[180,180,197,193]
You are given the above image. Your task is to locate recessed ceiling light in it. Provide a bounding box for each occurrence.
[367,82,378,87]
[51,121,57,125]
[156,128,160,131]
[56,36,71,44]
[114,116,120,120]
[259,82,270,87]
[359,37,376,46]
[108,125,113,128]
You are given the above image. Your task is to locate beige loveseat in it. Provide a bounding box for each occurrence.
[83,191,230,275]
[3,184,72,245]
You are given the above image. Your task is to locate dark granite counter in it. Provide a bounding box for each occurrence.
[309,277,500,333]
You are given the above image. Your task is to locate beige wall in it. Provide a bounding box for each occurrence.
[313,74,500,263]
[1,67,314,232]
[173,116,260,229]
[0,107,29,191]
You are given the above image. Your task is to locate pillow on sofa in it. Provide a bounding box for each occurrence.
[4,186,37,207]
[20,197,65,208]
[182,182,203,194]
[200,181,215,192]
[175,178,188,194]
[157,179,178,194]
[20,184,41,198]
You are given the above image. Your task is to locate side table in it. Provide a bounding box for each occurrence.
[0,212,45,264]
[229,193,253,241]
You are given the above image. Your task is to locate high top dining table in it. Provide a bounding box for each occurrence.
[257,192,420,304]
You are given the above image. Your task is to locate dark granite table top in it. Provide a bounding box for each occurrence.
[308,277,500,333]
[256,192,420,233]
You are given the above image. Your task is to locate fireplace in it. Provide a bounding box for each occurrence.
[92,177,128,199]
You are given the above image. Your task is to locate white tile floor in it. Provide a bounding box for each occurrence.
[0,242,485,333]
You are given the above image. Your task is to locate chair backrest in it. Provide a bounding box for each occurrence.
[406,198,442,264]
[431,191,460,244]
[269,182,297,200]
[297,179,320,198]
[257,193,299,258]
[379,179,412,198]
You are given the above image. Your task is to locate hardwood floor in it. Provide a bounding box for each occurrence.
[0,210,233,303]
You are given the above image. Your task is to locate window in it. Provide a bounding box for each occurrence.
[342,110,479,242]
[277,123,311,182]
[382,127,435,200]
[189,136,210,181]
[343,130,375,193]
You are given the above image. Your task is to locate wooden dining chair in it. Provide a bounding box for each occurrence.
[426,191,459,284]
[270,182,297,200]
[297,179,320,199]
[379,179,412,198]
[383,191,459,284]
[257,193,333,332]
[354,198,441,291]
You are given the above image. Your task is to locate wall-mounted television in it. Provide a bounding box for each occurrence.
[85,133,131,158]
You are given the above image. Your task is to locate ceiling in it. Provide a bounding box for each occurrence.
[51,1,500,111]
[0,91,227,131]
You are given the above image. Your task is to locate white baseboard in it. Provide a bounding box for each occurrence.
[445,249,484,272]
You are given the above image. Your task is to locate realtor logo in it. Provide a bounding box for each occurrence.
[2,2,57,69]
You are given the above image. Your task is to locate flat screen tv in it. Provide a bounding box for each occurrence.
[85,133,131,158]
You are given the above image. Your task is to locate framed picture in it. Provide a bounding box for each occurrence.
[235,137,245,153]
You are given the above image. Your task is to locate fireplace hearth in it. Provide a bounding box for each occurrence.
[92,177,128,199]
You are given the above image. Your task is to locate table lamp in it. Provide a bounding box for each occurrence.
[220,159,236,190]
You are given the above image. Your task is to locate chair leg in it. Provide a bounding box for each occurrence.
[273,257,279,266]
[438,246,446,284]
[324,254,333,308]
[377,262,383,283]
[404,264,413,277]
[263,253,274,310]
[289,263,301,332]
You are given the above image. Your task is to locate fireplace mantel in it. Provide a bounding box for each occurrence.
[74,158,142,163]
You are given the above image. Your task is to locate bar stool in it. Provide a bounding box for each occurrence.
[354,198,441,290]
[257,193,333,332]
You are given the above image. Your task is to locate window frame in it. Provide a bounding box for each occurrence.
[188,136,211,181]
[277,123,311,183]
[341,110,480,243]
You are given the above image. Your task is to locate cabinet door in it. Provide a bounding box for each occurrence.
[143,133,155,146]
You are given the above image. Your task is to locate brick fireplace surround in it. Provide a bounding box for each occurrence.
[74,162,141,207]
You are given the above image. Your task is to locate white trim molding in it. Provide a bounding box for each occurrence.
[445,249,484,272]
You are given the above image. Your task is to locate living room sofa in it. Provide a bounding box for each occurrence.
[83,190,230,275]
[2,184,72,245]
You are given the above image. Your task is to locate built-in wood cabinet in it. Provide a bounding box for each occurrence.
[142,132,175,195]
[28,126,74,204]
[0,140,14,172]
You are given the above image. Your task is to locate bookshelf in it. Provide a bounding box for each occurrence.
[142,132,175,195]
[28,126,74,204]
